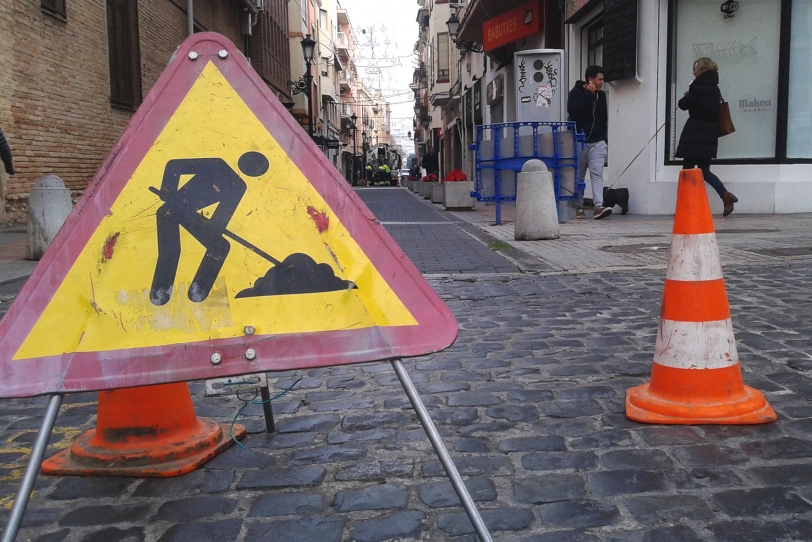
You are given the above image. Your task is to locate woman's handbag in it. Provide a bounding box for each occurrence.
[717,93,735,137]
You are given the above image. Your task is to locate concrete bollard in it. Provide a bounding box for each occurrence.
[514,160,560,241]
[26,174,73,260]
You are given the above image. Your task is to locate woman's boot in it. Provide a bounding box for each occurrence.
[722,192,738,217]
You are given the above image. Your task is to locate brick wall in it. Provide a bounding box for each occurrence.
[0,0,245,223]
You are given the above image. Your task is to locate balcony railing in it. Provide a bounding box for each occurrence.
[336,31,349,51]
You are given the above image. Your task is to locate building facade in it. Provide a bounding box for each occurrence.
[0,0,296,222]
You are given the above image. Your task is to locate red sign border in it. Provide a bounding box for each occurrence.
[0,33,458,398]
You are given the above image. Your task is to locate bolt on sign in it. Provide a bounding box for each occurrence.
[0,34,458,398]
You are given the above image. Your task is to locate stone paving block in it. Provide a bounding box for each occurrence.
[600,449,674,470]
[518,531,601,542]
[274,414,340,433]
[334,459,414,481]
[569,429,634,449]
[418,478,497,508]
[606,525,705,542]
[747,463,812,486]
[739,436,812,459]
[587,470,668,496]
[59,505,151,527]
[537,500,620,529]
[534,418,598,437]
[712,487,812,516]
[245,517,345,542]
[638,426,704,445]
[454,437,491,453]
[419,382,471,394]
[522,451,599,471]
[700,423,784,441]
[486,405,538,422]
[156,518,243,542]
[48,477,136,500]
[437,508,534,536]
[624,495,713,524]
[459,422,516,437]
[667,467,745,490]
[32,529,69,542]
[327,428,396,444]
[447,392,504,407]
[705,520,791,542]
[430,408,479,425]
[498,436,567,453]
[539,400,603,418]
[289,445,366,465]
[153,495,236,522]
[558,385,617,400]
[341,411,410,430]
[81,526,145,542]
[247,431,317,449]
[349,510,426,542]
[513,474,586,504]
[333,484,408,511]
[248,493,324,517]
[203,447,275,469]
[423,455,513,477]
[19,508,62,528]
[237,465,326,489]
[673,444,749,466]
[306,398,375,411]
[133,469,234,497]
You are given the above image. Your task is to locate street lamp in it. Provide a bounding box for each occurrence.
[289,34,317,139]
[446,13,484,53]
[350,113,358,186]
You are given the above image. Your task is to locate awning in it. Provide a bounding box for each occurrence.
[457,0,531,44]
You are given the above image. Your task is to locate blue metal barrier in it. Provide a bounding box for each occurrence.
[469,121,586,225]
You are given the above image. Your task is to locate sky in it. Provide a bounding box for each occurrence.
[337,0,420,155]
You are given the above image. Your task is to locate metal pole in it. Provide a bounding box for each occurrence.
[187,0,194,37]
[2,393,64,542]
[307,65,313,139]
[390,359,493,542]
[259,385,275,433]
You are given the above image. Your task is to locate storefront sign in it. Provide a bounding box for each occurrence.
[482,3,540,53]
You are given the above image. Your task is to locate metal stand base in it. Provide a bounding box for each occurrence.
[391,359,494,542]
[259,384,275,433]
[2,394,63,542]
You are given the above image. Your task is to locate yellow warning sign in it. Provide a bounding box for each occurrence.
[15,62,416,360]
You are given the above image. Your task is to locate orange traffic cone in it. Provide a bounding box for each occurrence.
[42,382,245,477]
[626,169,776,424]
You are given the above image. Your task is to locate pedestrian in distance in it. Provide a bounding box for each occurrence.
[421,147,439,176]
[0,124,15,176]
[676,57,737,216]
[568,65,612,220]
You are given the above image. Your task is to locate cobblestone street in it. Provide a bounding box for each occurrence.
[2,188,812,541]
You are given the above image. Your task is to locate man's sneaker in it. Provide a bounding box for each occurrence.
[594,206,612,219]
[575,208,586,219]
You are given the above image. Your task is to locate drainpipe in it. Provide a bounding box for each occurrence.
[187,0,194,36]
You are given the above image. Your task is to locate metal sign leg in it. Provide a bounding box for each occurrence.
[2,393,64,542]
[259,384,275,433]
[391,359,494,542]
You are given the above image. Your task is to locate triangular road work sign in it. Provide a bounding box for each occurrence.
[0,33,457,398]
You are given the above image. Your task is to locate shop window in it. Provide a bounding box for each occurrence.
[669,0,781,160]
[42,0,66,19]
[586,17,603,68]
[437,33,450,83]
[106,0,142,109]
[787,0,812,158]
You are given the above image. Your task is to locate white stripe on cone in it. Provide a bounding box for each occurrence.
[654,319,739,369]
[666,233,724,282]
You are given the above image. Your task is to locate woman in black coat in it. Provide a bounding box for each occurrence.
[676,57,737,216]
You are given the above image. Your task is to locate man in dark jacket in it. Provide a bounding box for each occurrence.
[0,125,14,176]
[421,147,439,176]
[567,65,611,219]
